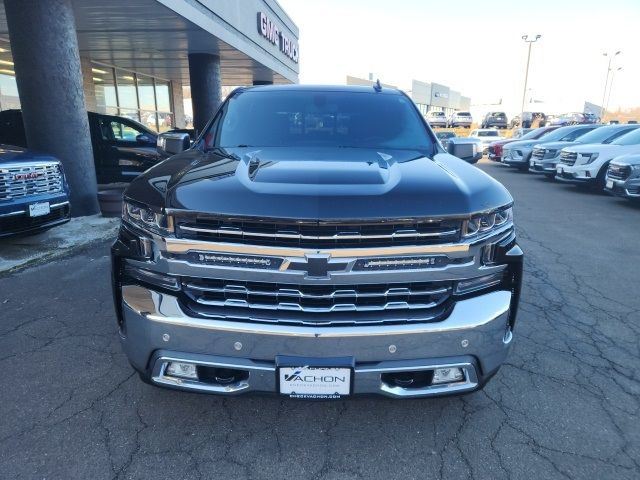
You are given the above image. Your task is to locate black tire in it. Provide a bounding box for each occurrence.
[544,173,555,180]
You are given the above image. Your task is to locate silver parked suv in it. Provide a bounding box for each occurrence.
[448,111,473,128]
[605,153,640,199]
[425,110,447,128]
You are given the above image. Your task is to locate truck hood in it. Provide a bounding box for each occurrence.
[609,153,640,166]
[489,138,519,147]
[565,143,640,157]
[503,139,540,150]
[534,141,576,150]
[0,144,60,164]
[126,146,512,220]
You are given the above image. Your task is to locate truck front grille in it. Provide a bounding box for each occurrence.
[175,216,462,248]
[180,278,453,326]
[560,151,577,166]
[607,164,632,181]
[0,162,64,201]
[531,148,545,160]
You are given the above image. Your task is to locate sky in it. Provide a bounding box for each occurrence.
[278,0,640,116]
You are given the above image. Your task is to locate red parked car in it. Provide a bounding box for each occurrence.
[488,126,559,162]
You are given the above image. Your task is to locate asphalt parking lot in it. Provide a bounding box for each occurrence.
[1,159,639,480]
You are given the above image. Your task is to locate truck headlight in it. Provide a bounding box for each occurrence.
[464,206,513,237]
[582,153,599,164]
[123,201,174,236]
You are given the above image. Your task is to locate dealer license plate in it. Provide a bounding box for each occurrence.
[279,366,352,399]
[29,202,50,217]
[606,179,614,189]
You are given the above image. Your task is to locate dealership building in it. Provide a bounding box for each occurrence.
[0,0,299,214]
[346,76,471,117]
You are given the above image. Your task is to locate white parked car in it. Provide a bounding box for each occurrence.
[469,129,504,153]
[555,128,640,188]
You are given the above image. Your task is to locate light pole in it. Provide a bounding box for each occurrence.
[605,67,622,121]
[600,51,620,122]
[520,35,541,128]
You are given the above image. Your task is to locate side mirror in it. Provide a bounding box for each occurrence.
[136,134,153,145]
[157,132,191,157]
[445,138,483,164]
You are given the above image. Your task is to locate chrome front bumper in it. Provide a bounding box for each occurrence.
[120,285,514,397]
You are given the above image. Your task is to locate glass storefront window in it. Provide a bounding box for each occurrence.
[155,80,172,132]
[93,66,118,115]
[137,75,157,130]
[116,69,138,117]
[0,73,20,110]
[92,63,173,132]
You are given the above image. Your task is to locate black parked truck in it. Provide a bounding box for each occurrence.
[0,109,161,184]
[111,85,523,399]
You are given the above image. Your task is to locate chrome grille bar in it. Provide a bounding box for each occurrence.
[191,297,443,312]
[181,279,452,315]
[179,225,459,241]
[560,151,577,166]
[183,282,449,299]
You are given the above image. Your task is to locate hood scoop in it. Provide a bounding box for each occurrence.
[238,148,398,191]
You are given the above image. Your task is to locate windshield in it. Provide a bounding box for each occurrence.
[457,112,471,117]
[211,90,434,151]
[611,128,640,145]
[519,127,551,140]
[536,126,586,143]
[559,127,596,141]
[477,131,499,137]
[429,111,445,117]
[577,126,637,144]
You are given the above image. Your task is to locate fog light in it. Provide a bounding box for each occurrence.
[455,272,503,295]
[166,362,198,380]
[432,367,464,384]
[124,264,180,291]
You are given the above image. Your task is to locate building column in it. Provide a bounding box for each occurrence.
[4,0,99,216]
[188,53,221,134]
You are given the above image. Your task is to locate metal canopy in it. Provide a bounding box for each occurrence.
[0,0,296,85]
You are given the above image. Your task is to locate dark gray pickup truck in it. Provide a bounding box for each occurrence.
[111,85,523,399]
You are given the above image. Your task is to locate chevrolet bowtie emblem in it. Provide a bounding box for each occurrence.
[286,254,349,279]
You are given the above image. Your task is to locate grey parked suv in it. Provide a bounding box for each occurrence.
[112,85,523,399]
[481,112,508,129]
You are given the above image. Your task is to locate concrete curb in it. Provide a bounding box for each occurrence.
[0,215,119,274]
